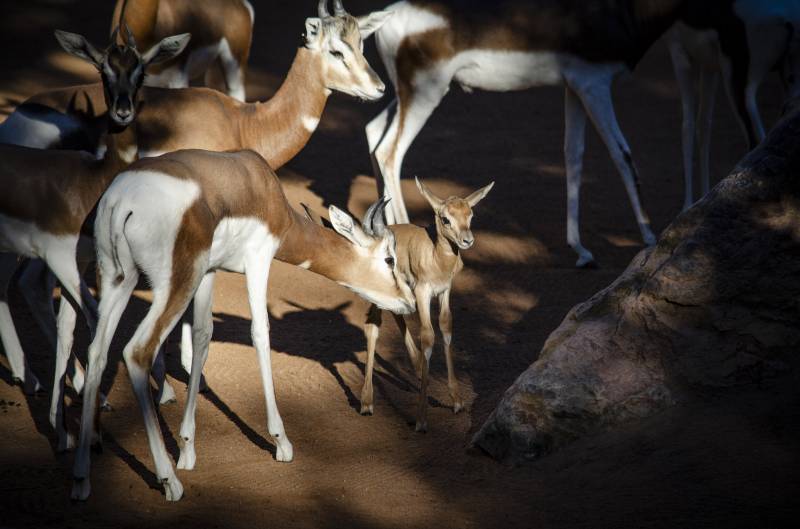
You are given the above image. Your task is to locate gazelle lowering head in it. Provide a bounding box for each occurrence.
[306,0,392,100]
[54,25,190,126]
[359,177,493,431]
[328,199,415,314]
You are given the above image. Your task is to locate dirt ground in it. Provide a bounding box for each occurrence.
[1,1,798,528]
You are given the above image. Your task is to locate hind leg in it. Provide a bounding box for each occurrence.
[360,304,381,416]
[0,254,40,393]
[217,38,246,102]
[369,70,451,224]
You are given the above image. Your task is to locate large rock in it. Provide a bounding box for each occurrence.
[473,108,800,463]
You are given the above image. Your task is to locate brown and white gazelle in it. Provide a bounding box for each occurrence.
[359,177,492,431]
[112,0,254,100]
[366,0,710,267]
[71,149,415,501]
[669,0,800,209]
[0,29,190,451]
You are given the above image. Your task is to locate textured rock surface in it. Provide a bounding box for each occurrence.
[473,108,800,463]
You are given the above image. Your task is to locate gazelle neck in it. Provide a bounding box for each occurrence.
[98,120,138,176]
[246,47,330,170]
[432,221,461,268]
[275,208,363,285]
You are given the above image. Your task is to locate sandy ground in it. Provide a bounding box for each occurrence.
[0,1,798,528]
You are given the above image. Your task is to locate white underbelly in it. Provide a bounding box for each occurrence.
[0,107,83,149]
[209,217,277,273]
[453,50,564,91]
[0,213,72,259]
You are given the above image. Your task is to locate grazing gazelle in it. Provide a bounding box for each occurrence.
[359,177,492,432]
[0,29,190,451]
[669,0,800,209]
[71,149,415,501]
[111,0,254,100]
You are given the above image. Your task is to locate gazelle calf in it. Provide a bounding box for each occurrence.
[669,0,800,209]
[72,148,415,501]
[359,177,493,432]
[112,0,254,100]
[0,29,190,451]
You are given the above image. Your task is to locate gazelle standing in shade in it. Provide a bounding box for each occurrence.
[359,177,493,432]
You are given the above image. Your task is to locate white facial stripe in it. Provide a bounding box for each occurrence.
[103,63,117,84]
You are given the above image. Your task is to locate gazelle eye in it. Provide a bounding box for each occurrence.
[385,256,395,267]
[441,216,450,226]
[330,50,344,60]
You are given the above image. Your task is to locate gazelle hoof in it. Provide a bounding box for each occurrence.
[643,231,657,247]
[177,445,196,470]
[57,432,76,453]
[22,374,43,395]
[415,421,428,433]
[275,439,294,462]
[99,393,112,412]
[453,401,463,414]
[575,255,597,269]
[71,478,90,501]
[162,476,184,502]
[158,380,178,405]
[359,404,374,416]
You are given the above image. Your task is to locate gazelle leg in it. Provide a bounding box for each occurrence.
[564,85,594,267]
[0,254,40,394]
[437,288,461,413]
[415,288,434,433]
[152,345,177,405]
[670,42,699,210]
[177,272,215,470]
[121,279,198,502]
[217,38,246,102]
[72,269,138,501]
[18,259,57,353]
[392,313,421,373]
[51,294,77,452]
[370,72,451,224]
[360,304,382,416]
[697,68,719,200]
[244,245,293,462]
[180,307,208,392]
[571,75,656,247]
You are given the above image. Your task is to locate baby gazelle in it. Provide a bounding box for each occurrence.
[72,149,415,501]
[0,29,189,451]
[360,177,493,431]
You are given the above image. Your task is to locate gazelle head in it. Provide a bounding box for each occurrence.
[416,177,495,251]
[304,0,392,100]
[328,198,415,314]
[54,27,190,127]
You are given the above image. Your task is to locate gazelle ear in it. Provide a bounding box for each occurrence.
[415,176,444,210]
[357,10,393,39]
[54,30,105,68]
[329,205,374,247]
[301,203,332,228]
[465,181,494,207]
[304,17,323,49]
[142,33,191,66]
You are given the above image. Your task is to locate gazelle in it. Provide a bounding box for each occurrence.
[0,28,190,451]
[111,0,254,100]
[358,178,492,432]
[366,0,725,267]
[669,0,800,209]
[0,1,251,150]
[71,148,415,501]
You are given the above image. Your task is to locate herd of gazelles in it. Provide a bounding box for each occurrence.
[0,0,797,502]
